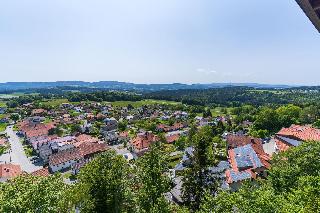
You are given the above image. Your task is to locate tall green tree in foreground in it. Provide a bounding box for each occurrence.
[75,150,135,213]
[0,174,70,213]
[136,142,171,213]
[182,126,219,211]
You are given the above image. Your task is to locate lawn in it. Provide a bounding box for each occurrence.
[108,99,181,108]
[0,101,6,107]
[0,123,8,132]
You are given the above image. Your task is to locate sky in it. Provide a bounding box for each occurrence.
[0,0,319,85]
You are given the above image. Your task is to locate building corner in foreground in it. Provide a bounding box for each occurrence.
[296,0,320,32]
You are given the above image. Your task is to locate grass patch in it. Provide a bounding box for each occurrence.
[0,102,7,107]
[0,123,8,132]
[210,107,234,117]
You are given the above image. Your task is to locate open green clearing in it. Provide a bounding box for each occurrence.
[0,101,6,107]
[210,107,234,117]
[0,123,8,132]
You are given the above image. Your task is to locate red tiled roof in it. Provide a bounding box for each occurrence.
[21,123,55,139]
[119,131,129,138]
[49,149,82,166]
[166,134,180,144]
[131,132,158,151]
[226,139,271,183]
[277,125,320,142]
[0,164,22,179]
[71,134,99,147]
[78,143,108,157]
[31,167,50,177]
[226,135,263,149]
[49,143,108,166]
[157,123,186,132]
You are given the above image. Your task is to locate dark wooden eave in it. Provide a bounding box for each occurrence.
[296,0,320,32]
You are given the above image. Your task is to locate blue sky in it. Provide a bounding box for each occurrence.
[0,0,319,85]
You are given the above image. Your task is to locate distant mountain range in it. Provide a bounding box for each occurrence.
[0,81,295,92]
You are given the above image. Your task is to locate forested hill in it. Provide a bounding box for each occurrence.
[0,81,292,92]
[145,87,320,107]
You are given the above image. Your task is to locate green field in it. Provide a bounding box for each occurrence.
[0,123,8,132]
[210,107,234,117]
[107,99,181,108]
[0,101,6,107]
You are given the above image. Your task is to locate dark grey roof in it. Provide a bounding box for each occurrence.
[277,135,302,147]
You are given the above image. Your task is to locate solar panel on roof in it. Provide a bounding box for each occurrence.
[230,171,252,182]
[233,144,263,169]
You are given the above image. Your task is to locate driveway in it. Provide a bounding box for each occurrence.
[2,125,42,173]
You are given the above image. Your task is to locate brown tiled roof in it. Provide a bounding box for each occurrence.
[49,149,82,166]
[32,109,46,115]
[49,143,108,166]
[21,123,55,138]
[166,134,180,144]
[0,164,22,179]
[226,135,263,149]
[131,132,158,151]
[78,143,108,157]
[31,167,50,177]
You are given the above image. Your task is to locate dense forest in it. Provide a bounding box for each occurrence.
[146,87,320,107]
[5,86,320,108]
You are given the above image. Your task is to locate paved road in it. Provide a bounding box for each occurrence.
[2,125,42,173]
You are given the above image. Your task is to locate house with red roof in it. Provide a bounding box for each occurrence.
[49,143,108,173]
[0,163,22,182]
[275,125,320,152]
[225,135,271,191]
[130,131,158,155]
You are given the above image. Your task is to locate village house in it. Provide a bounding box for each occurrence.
[274,124,320,152]
[103,117,118,131]
[101,130,119,145]
[31,108,47,116]
[225,135,271,191]
[156,122,187,133]
[0,163,22,182]
[48,142,108,173]
[31,167,50,177]
[18,121,55,142]
[0,107,6,114]
[130,131,158,155]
